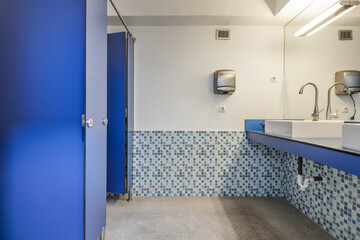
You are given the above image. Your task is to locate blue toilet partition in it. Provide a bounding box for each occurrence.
[107,32,126,194]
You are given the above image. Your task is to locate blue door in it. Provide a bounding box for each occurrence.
[107,33,126,194]
[0,0,85,239]
[85,0,108,239]
[1,0,107,239]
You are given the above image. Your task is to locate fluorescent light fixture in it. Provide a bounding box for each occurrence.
[295,0,359,37]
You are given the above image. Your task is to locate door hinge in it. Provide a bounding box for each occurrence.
[125,108,128,118]
[82,114,93,128]
[82,114,86,127]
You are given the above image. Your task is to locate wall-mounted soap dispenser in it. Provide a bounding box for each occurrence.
[214,70,236,95]
[335,70,360,95]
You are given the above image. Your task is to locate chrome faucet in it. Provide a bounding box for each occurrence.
[299,82,320,121]
[326,83,350,120]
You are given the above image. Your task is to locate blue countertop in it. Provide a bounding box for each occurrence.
[245,119,360,176]
[247,129,360,156]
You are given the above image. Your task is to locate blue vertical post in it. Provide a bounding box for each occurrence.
[85,0,108,239]
[127,34,135,192]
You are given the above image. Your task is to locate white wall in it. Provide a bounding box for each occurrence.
[109,26,285,130]
[285,26,360,121]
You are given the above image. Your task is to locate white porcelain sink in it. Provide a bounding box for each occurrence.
[265,120,344,139]
[342,122,360,151]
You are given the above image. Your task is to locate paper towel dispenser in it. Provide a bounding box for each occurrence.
[214,70,236,95]
[335,70,360,95]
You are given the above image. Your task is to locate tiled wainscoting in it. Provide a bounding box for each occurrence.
[282,153,360,240]
[131,131,283,197]
[129,131,360,240]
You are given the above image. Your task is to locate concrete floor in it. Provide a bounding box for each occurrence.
[106,197,335,240]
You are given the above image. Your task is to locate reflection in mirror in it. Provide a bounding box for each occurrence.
[284,0,360,121]
[295,1,359,37]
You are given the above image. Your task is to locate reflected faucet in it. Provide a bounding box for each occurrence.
[299,82,320,121]
[326,83,350,120]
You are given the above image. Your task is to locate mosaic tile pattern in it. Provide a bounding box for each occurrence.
[127,131,134,192]
[131,131,283,197]
[281,152,360,240]
[129,130,360,240]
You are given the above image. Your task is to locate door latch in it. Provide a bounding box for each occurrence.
[87,118,94,128]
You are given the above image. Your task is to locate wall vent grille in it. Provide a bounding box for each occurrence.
[216,29,231,40]
[339,30,353,40]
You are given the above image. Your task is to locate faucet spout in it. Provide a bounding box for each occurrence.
[299,82,319,121]
[326,83,350,120]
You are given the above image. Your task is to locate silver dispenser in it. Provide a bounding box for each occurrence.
[214,70,236,94]
[335,70,360,95]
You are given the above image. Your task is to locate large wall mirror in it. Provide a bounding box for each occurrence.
[284,0,360,121]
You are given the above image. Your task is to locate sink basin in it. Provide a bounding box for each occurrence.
[265,120,344,139]
[342,122,360,151]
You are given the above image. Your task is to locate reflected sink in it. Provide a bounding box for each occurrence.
[265,120,344,139]
[342,122,360,151]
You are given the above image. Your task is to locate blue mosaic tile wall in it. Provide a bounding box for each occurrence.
[281,152,360,240]
[131,131,283,197]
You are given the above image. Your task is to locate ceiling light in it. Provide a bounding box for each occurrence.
[295,0,359,37]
